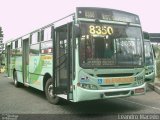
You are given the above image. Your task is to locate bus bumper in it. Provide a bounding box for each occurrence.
[76,83,146,102]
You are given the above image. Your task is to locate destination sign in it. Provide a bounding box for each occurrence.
[76,7,140,24]
[81,23,114,36]
[88,25,113,35]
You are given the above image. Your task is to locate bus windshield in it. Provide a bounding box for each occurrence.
[79,22,143,68]
[144,41,154,66]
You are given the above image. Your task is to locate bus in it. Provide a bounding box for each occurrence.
[143,32,155,82]
[5,7,146,104]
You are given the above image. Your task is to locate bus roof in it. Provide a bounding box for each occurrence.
[6,7,140,43]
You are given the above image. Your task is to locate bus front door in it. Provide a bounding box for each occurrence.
[53,23,72,100]
[22,38,29,84]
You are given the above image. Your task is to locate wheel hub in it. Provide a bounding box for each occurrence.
[48,84,53,97]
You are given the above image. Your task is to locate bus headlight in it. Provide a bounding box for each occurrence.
[78,83,98,90]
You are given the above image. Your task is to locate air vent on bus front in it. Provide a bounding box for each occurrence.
[96,73,134,77]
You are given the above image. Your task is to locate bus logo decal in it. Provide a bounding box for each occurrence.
[80,76,89,83]
[98,79,102,84]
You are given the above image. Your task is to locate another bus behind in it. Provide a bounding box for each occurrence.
[143,32,155,82]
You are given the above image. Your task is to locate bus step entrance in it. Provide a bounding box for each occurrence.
[24,82,29,87]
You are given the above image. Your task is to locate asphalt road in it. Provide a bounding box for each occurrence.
[0,73,160,120]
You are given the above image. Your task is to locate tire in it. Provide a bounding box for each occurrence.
[13,71,20,87]
[45,78,60,104]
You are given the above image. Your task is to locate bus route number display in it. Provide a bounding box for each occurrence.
[89,25,113,35]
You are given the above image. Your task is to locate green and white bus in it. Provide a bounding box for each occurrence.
[143,32,155,82]
[5,7,146,104]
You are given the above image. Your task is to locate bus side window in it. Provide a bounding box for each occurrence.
[41,30,44,41]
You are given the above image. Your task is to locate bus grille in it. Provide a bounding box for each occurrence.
[104,90,130,96]
[100,83,132,87]
[97,73,133,77]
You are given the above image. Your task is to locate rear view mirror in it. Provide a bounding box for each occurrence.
[152,45,156,58]
[74,24,81,38]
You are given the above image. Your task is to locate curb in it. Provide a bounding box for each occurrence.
[148,83,160,95]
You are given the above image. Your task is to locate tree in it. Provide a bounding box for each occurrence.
[0,26,3,54]
[0,26,3,37]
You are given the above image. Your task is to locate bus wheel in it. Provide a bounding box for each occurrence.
[13,71,20,87]
[45,78,60,104]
